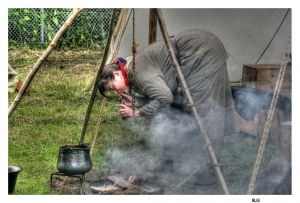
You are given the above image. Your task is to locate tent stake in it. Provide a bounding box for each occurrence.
[154,8,230,195]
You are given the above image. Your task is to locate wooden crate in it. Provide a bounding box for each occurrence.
[242,64,291,100]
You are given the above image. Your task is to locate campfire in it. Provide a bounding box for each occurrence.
[46,168,163,195]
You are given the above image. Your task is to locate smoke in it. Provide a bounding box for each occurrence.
[103,147,158,181]
[100,106,213,180]
[101,85,292,178]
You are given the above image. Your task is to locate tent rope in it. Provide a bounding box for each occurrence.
[90,97,106,155]
[247,30,291,195]
[255,9,290,64]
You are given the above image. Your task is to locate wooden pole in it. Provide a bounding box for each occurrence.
[8,8,84,118]
[154,8,230,195]
[148,8,157,45]
[79,9,118,144]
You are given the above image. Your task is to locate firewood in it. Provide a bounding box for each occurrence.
[106,176,132,189]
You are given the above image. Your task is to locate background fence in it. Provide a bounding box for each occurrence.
[8,8,121,49]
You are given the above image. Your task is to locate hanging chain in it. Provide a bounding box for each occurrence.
[131,8,137,117]
[123,8,137,181]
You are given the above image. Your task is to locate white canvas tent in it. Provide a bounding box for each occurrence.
[106,8,291,82]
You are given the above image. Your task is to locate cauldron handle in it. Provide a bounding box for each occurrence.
[78,141,90,147]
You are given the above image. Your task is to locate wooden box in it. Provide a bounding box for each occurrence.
[242,64,291,100]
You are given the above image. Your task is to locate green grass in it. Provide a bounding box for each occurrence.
[8,47,282,195]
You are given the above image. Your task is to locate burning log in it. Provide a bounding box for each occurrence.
[106,175,132,188]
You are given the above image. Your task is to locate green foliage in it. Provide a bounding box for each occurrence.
[8,8,119,50]
[8,8,64,48]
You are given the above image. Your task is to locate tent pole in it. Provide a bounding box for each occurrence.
[148,8,157,45]
[154,8,230,195]
[78,9,118,144]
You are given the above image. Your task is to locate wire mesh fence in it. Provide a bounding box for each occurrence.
[8,8,121,49]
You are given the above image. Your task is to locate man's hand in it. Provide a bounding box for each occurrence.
[118,104,140,118]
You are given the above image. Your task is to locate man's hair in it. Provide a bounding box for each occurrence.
[98,63,120,97]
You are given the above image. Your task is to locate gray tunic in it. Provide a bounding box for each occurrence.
[127,29,240,163]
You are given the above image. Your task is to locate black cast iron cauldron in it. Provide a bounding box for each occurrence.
[57,144,92,175]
